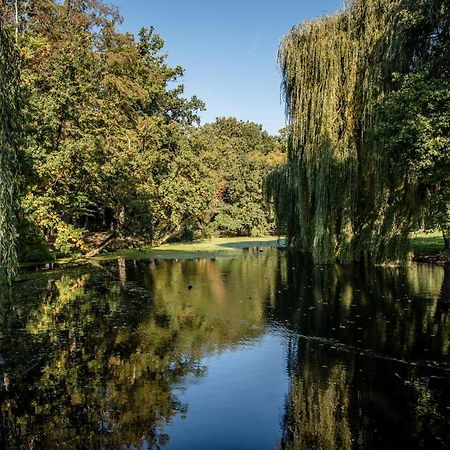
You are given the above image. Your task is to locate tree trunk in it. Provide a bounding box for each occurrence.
[118,206,125,229]
[443,229,450,251]
[155,228,181,246]
[14,0,18,43]
[85,232,116,257]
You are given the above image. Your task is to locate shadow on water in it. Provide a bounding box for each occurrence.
[273,252,450,450]
[0,249,448,449]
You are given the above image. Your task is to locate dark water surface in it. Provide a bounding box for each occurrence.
[0,249,449,449]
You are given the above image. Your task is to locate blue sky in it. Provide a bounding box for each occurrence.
[111,0,343,135]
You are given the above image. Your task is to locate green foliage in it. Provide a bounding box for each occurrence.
[197,117,285,237]
[375,0,450,248]
[0,13,21,283]
[270,0,449,263]
[54,222,88,256]
[16,1,210,248]
[16,218,54,262]
[377,74,450,242]
[9,1,284,262]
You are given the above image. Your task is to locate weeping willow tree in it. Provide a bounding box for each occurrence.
[268,0,423,264]
[0,10,21,283]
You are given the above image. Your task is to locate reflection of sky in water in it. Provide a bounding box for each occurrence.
[165,332,289,450]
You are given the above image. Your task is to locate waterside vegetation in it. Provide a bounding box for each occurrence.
[0,0,286,281]
[0,0,449,281]
[267,0,449,264]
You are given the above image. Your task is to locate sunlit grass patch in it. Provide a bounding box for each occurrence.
[96,236,287,261]
[410,231,444,254]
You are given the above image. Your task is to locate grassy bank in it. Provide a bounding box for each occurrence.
[20,232,449,272]
[410,231,448,264]
[96,236,287,261]
[19,236,287,271]
[411,231,444,253]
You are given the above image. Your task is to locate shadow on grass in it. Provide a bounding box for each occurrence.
[411,231,449,265]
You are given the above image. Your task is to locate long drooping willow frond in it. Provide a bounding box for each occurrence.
[268,0,420,264]
[0,13,20,283]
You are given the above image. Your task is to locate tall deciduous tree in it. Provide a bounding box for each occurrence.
[19,0,205,251]
[376,0,450,250]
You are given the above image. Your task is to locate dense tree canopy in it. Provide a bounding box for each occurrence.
[0,0,286,265]
[268,0,450,263]
[1,0,447,272]
[19,0,205,251]
[196,118,285,237]
[375,0,450,249]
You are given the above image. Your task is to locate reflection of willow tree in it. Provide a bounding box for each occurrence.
[282,342,450,450]
[270,253,449,360]
[0,252,280,448]
[275,254,450,449]
[282,342,352,450]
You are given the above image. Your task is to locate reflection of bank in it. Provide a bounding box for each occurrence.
[275,255,450,449]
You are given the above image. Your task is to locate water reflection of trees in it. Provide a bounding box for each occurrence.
[276,253,450,449]
[0,270,179,448]
[1,252,449,449]
[0,252,279,448]
[127,255,279,355]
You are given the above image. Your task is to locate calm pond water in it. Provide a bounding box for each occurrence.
[0,248,449,449]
